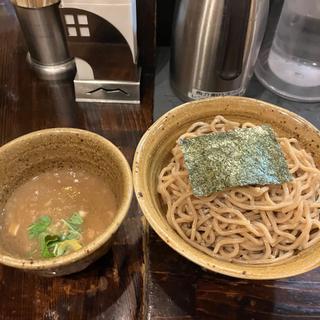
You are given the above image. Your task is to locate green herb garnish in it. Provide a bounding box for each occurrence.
[61,212,83,240]
[66,212,83,227]
[27,212,84,259]
[27,215,51,239]
[40,234,60,258]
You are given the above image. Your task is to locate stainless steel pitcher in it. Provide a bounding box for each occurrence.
[171,0,269,101]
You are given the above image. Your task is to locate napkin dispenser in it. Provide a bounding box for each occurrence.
[60,0,140,104]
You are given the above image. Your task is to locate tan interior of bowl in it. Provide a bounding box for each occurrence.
[134,97,320,279]
[0,128,132,267]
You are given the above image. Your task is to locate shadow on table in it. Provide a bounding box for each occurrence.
[56,241,142,319]
[52,210,144,319]
[8,77,85,142]
[146,230,320,320]
[0,213,143,320]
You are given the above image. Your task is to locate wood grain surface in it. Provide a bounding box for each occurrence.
[145,228,320,320]
[0,0,154,319]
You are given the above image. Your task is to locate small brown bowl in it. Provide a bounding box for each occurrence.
[0,128,132,276]
[133,96,320,279]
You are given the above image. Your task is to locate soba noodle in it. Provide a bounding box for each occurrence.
[157,115,320,264]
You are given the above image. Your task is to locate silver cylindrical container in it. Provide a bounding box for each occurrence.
[171,0,269,101]
[14,1,75,80]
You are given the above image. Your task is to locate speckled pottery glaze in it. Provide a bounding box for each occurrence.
[0,128,132,276]
[133,96,320,279]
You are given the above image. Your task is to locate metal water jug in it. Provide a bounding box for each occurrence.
[171,0,269,101]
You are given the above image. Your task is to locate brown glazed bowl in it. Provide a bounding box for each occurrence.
[0,128,132,276]
[133,96,320,279]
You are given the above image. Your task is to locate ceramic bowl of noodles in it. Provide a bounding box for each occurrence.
[133,96,320,279]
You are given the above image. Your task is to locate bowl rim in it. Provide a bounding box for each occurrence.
[0,127,133,271]
[133,96,320,279]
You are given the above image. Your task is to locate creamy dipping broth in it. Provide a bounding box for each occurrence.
[0,169,117,259]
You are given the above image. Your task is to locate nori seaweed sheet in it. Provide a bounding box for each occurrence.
[179,125,292,197]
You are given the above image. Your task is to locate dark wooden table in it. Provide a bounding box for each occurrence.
[0,1,153,319]
[2,1,320,319]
